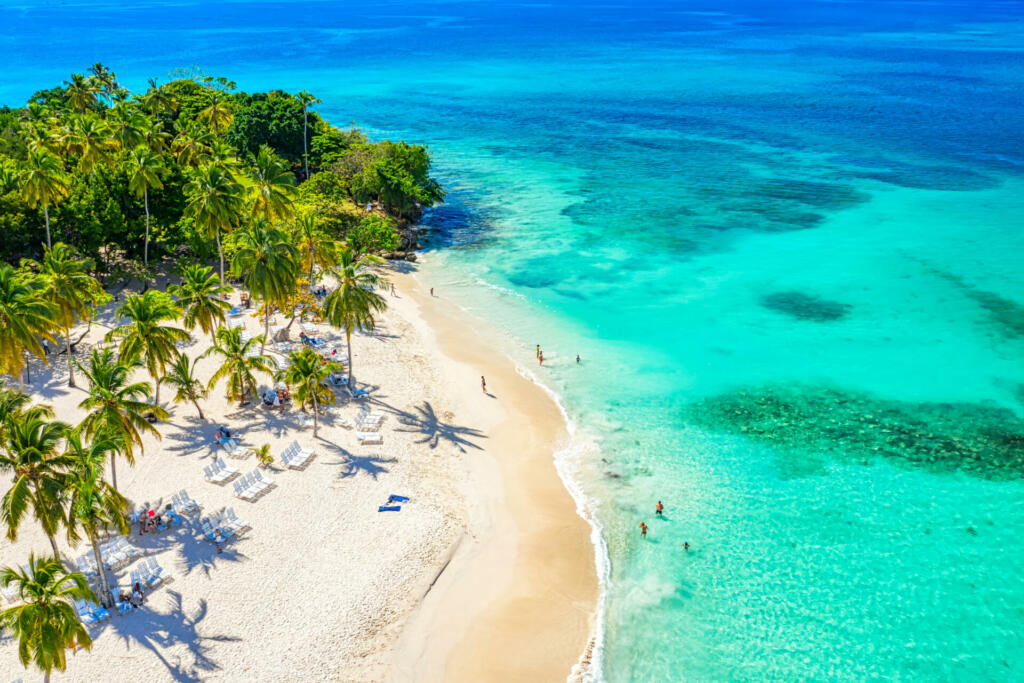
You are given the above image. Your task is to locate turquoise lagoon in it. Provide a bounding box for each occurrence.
[2,1,1023,679]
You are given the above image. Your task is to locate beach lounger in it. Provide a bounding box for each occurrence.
[175,489,199,513]
[356,431,383,444]
[221,440,252,459]
[224,508,250,532]
[75,599,110,625]
[252,469,274,491]
[275,342,293,353]
[346,386,368,400]
[147,557,171,584]
[378,506,402,512]
[201,518,234,541]
[301,322,317,333]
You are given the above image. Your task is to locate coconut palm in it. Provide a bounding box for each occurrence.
[141,77,178,118]
[65,431,128,606]
[293,212,339,290]
[0,553,95,682]
[64,73,98,114]
[125,146,166,266]
[168,264,231,343]
[0,416,74,558]
[296,90,321,179]
[281,347,337,437]
[107,104,147,151]
[185,162,245,283]
[160,352,208,419]
[20,147,70,249]
[24,243,107,387]
[75,347,166,490]
[106,290,188,406]
[247,145,296,221]
[230,218,299,353]
[138,117,171,153]
[0,383,53,446]
[66,114,114,176]
[0,263,55,390]
[202,326,273,406]
[198,91,234,137]
[321,247,387,386]
[172,121,213,168]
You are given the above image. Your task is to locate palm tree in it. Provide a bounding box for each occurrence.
[0,416,73,558]
[107,104,147,151]
[76,347,166,490]
[64,73,98,113]
[125,146,166,266]
[247,145,297,221]
[106,290,188,406]
[296,90,321,179]
[0,264,55,390]
[168,264,232,343]
[198,91,234,137]
[0,383,53,444]
[321,247,387,386]
[202,326,273,406]
[66,114,114,176]
[25,243,107,387]
[1,554,94,682]
[230,219,299,353]
[138,116,171,153]
[172,121,213,168]
[160,352,208,419]
[65,431,128,606]
[141,78,178,118]
[185,162,245,282]
[20,147,70,249]
[293,212,339,290]
[281,348,337,437]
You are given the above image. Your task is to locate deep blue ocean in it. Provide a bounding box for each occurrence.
[2,1,1023,680]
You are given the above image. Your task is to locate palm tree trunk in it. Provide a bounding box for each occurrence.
[312,392,318,437]
[215,229,225,284]
[303,107,309,179]
[309,249,314,292]
[109,456,118,491]
[262,301,270,354]
[143,188,150,266]
[89,532,113,606]
[47,531,60,559]
[44,205,52,249]
[65,327,75,387]
[193,398,205,420]
[346,328,353,387]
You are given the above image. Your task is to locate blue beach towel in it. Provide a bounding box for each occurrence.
[378,505,402,512]
[388,495,410,504]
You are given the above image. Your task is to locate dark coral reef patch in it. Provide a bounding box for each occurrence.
[687,385,1024,480]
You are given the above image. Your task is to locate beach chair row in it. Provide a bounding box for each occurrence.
[204,457,239,484]
[220,439,253,459]
[280,440,313,469]
[233,469,274,501]
[98,537,141,570]
[130,557,172,591]
[172,489,200,514]
[201,508,249,539]
[74,598,111,626]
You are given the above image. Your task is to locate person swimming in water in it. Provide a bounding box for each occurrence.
[576,353,580,364]
[639,521,648,537]
[682,541,690,552]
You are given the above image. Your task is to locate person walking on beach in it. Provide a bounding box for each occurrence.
[639,522,648,537]
[481,376,487,394]
[656,501,664,516]
[430,287,434,297]
[536,344,541,359]
[391,283,396,296]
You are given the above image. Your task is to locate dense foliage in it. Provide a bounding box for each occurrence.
[0,66,444,268]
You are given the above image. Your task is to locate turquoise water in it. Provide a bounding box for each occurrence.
[3,1,1024,679]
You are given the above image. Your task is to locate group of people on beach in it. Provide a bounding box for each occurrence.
[639,501,690,551]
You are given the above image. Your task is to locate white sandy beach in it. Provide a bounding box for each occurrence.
[0,264,597,682]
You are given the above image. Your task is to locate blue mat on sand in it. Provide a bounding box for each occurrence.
[388,495,410,503]
[378,505,402,512]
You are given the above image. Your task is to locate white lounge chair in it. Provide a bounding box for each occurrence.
[356,431,383,444]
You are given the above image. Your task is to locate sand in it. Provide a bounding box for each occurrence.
[0,264,597,682]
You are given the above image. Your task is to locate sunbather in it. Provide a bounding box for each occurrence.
[213,528,224,554]
[131,583,145,606]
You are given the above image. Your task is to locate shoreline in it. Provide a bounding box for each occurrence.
[385,266,600,682]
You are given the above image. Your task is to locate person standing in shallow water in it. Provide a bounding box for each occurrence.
[639,522,648,537]
[536,344,541,359]
[656,501,664,516]
[538,351,544,366]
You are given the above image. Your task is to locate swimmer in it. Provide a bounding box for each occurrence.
[639,522,648,537]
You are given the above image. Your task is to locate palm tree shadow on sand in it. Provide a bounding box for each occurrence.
[390,401,485,453]
[104,589,241,682]
[319,441,397,479]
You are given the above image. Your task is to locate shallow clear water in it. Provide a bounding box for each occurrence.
[3,1,1024,679]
